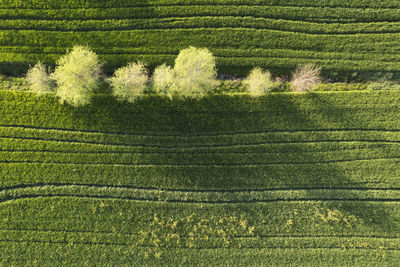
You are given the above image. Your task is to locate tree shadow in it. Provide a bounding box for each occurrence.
[68,91,400,236]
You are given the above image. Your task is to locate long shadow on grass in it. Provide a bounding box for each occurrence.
[68,92,400,237]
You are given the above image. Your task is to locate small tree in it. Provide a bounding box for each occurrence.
[108,62,148,103]
[152,63,175,98]
[243,67,274,96]
[51,45,102,107]
[173,46,218,97]
[26,61,54,95]
[291,64,322,92]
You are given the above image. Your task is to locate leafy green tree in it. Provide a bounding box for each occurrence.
[108,62,148,103]
[152,63,175,98]
[26,61,55,95]
[243,67,274,96]
[51,45,102,106]
[173,46,218,97]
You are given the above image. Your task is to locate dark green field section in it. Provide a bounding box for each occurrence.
[2,0,400,78]
[1,90,400,264]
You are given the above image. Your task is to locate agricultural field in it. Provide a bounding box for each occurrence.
[2,0,400,265]
[1,90,400,265]
[2,0,400,78]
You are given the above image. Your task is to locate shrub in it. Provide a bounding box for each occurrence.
[25,61,54,95]
[152,63,175,98]
[51,45,102,107]
[291,64,322,92]
[108,62,148,103]
[243,67,274,96]
[173,46,218,97]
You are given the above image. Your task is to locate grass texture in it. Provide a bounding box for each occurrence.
[1,89,400,265]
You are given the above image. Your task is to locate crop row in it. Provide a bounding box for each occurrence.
[4,0,400,9]
[3,46,400,63]
[2,91,400,134]
[4,125,400,149]
[1,28,400,76]
[3,51,400,77]
[6,17,400,35]
[4,28,400,50]
[3,242,400,266]
[1,197,399,241]
[3,184,400,205]
[0,136,391,154]
[1,17,399,36]
[3,146,400,165]
[2,159,400,189]
[1,5,400,23]
[3,229,400,251]
[3,0,400,9]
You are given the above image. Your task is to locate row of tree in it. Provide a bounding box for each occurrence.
[26,45,322,107]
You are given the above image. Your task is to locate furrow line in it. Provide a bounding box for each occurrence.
[2,3,399,10]
[3,26,400,36]
[0,238,399,251]
[2,228,400,240]
[3,124,400,137]
[5,25,400,35]
[2,156,400,166]
[4,183,398,193]
[0,145,376,154]
[2,194,400,205]
[3,135,400,149]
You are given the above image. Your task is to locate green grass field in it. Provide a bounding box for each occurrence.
[1,89,400,265]
[2,0,400,79]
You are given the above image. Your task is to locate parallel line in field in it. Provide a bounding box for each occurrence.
[2,185,400,204]
[3,228,400,240]
[3,49,400,60]
[2,183,398,193]
[2,191,400,205]
[0,15,398,26]
[1,3,398,10]
[3,54,400,65]
[3,52,400,65]
[3,156,400,166]
[4,23,400,35]
[0,15,365,25]
[1,4,397,10]
[3,26,400,36]
[4,124,400,137]
[2,15,399,25]
[0,146,377,154]
[1,238,399,250]
[4,45,400,56]
[2,135,400,149]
